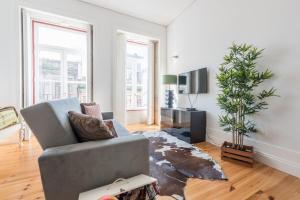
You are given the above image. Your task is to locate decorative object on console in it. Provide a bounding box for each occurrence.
[161,107,206,143]
[162,75,177,108]
[139,131,226,199]
[217,43,278,167]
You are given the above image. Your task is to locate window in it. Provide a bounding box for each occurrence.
[125,41,149,110]
[22,9,92,106]
[33,21,89,103]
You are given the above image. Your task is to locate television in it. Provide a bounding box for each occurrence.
[178,68,207,94]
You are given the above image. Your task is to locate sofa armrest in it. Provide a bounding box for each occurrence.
[102,112,113,120]
[38,134,149,200]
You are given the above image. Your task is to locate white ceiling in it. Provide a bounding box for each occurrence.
[80,0,196,25]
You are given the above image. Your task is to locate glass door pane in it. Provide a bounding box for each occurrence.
[36,50,63,102]
[125,42,149,110]
[66,53,88,102]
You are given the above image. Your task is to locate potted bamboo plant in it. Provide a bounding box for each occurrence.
[217,43,278,167]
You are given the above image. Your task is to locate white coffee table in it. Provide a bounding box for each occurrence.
[79,174,157,200]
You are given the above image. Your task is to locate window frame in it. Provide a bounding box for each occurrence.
[21,8,93,107]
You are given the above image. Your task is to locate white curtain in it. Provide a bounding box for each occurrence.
[147,42,155,125]
[113,33,127,125]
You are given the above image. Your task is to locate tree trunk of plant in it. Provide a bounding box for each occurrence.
[238,101,244,150]
[232,99,245,150]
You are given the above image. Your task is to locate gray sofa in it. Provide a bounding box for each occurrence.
[21,98,149,200]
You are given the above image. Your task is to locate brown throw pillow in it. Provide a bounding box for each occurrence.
[68,111,114,142]
[80,103,103,120]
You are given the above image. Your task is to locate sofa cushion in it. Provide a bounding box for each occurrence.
[21,98,80,150]
[68,111,114,142]
[81,103,102,120]
[80,102,95,113]
[84,104,102,120]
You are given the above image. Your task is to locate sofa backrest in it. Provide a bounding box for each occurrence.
[21,98,80,150]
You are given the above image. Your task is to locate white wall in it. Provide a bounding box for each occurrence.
[0,1,19,107]
[0,0,166,112]
[126,110,147,125]
[167,0,300,177]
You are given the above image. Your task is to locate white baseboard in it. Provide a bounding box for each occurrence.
[206,127,300,178]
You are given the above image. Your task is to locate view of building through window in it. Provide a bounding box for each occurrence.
[34,22,88,103]
[125,41,149,110]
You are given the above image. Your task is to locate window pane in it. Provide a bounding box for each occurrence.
[126,85,132,92]
[137,95,143,107]
[38,50,63,102]
[39,81,61,102]
[68,83,87,102]
[67,54,87,82]
[125,64,133,85]
[38,25,87,50]
[137,85,147,108]
[38,51,61,81]
[136,64,142,84]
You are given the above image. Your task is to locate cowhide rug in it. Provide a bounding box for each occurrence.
[139,131,227,200]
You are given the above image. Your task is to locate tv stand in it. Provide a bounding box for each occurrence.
[186,107,197,111]
[160,108,206,144]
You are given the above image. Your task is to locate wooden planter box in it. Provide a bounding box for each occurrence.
[221,141,254,167]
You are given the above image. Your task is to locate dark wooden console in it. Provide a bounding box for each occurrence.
[161,107,206,144]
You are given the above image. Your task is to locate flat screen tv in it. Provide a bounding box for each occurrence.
[178,68,207,94]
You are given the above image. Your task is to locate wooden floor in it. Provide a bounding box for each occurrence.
[0,124,300,200]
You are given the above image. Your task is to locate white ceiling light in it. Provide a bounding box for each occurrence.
[79,0,196,25]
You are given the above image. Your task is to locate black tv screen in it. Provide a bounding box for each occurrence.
[178,68,207,94]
